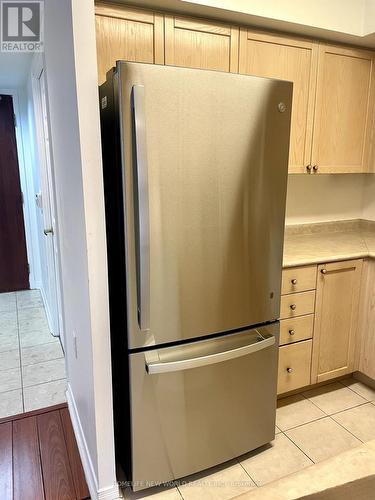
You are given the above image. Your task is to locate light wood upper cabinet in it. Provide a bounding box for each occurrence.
[239,30,318,173]
[95,3,164,84]
[165,15,239,72]
[311,259,363,384]
[311,45,375,173]
[95,3,375,174]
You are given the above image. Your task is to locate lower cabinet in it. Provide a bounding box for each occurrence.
[311,259,363,383]
[278,259,363,395]
[278,340,312,394]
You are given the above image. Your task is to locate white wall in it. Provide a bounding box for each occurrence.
[364,0,375,34]
[43,0,118,498]
[186,0,366,35]
[285,175,366,225]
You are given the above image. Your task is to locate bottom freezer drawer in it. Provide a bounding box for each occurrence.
[129,323,279,490]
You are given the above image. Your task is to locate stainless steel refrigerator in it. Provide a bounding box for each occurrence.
[99,61,292,490]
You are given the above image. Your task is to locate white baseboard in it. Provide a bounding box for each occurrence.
[39,285,59,337]
[29,279,42,290]
[97,485,124,500]
[66,384,123,500]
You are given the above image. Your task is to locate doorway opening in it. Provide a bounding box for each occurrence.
[0,56,66,418]
[0,95,29,292]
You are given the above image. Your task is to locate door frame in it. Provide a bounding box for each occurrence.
[0,88,40,290]
[30,53,65,350]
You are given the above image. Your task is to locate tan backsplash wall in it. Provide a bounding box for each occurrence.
[286,174,366,225]
[362,175,375,221]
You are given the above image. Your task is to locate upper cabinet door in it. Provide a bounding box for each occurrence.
[164,15,239,72]
[311,45,375,173]
[239,30,318,173]
[95,3,164,84]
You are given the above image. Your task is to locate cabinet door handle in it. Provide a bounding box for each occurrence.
[306,164,312,173]
[286,367,293,373]
[321,269,327,275]
[313,165,318,172]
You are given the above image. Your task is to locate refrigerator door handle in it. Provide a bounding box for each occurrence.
[131,85,150,332]
[145,332,275,374]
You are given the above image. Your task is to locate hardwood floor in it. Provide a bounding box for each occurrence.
[0,403,90,500]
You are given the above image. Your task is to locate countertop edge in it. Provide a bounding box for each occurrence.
[283,252,371,268]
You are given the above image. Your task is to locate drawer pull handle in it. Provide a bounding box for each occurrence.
[289,329,295,336]
[291,279,297,285]
[290,304,297,310]
[321,269,327,275]
[286,367,293,373]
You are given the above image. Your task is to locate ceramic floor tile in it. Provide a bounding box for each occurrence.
[0,311,18,336]
[0,367,21,392]
[0,333,19,353]
[17,307,49,334]
[22,357,66,387]
[123,486,182,499]
[0,293,16,313]
[178,461,255,500]
[16,289,44,309]
[19,329,58,348]
[286,417,361,463]
[340,378,375,402]
[239,433,313,486]
[276,394,326,431]
[0,389,23,418]
[303,382,367,415]
[0,349,20,371]
[21,341,63,366]
[23,378,67,412]
[332,403,375,442]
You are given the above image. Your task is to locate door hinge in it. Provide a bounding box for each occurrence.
[13,113,17,128]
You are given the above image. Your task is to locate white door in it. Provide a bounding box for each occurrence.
[34,67,65,349]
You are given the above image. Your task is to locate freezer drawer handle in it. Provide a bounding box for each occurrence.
[131,85,150,332]
[145,333,275,374]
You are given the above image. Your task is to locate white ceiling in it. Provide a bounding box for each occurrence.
[122,0,375,47]
[0,53,33,89]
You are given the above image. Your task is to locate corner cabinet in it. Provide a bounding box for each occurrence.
[238,30,318,174]
[311,259,363,383]
[311,45,375,174]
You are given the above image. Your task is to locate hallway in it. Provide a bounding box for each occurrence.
[0,290,66,418]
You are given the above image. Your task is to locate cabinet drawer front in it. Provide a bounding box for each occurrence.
[281,266,317,294]
[278,340,312,394]
[280,291,315,319]
[280,314,314,345]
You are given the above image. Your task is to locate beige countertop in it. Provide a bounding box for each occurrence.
[283,220,375,268]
